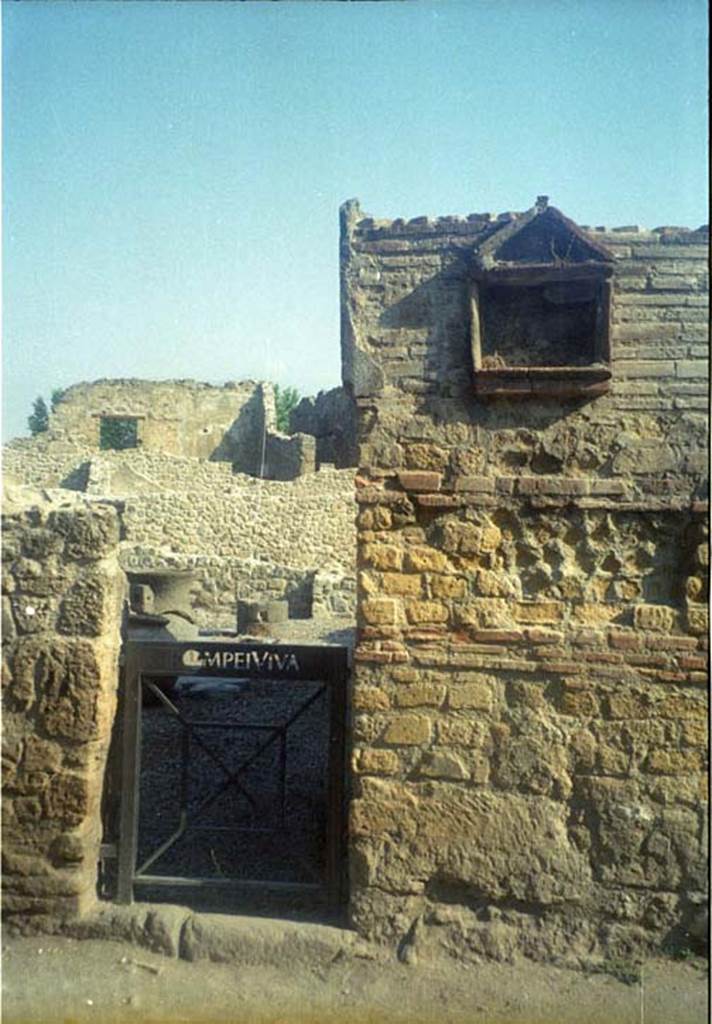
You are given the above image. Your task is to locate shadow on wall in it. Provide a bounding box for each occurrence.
[209,387,271,476]
[289,388,359,469]
[377,268,619,481]
[59,461,92,491]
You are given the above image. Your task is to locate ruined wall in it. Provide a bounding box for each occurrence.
[49,379,275,475]
[342,200,709,963]
[4,443,358,624]
[264,431,317,480]
[2,490,125,931]
[3,437,96,491]
[290,386,359,468]
[118,465,357,624]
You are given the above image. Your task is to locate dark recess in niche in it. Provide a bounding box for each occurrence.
[470,199,614,399]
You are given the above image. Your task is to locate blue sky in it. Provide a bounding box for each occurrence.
[2,0,708,439]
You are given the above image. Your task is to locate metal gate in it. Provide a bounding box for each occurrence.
[111,640,348,907]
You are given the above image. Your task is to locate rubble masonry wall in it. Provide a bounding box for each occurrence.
[342,202,709,963]
[2,494,125,931]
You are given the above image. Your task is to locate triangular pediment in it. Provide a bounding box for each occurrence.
[475,201,613,270]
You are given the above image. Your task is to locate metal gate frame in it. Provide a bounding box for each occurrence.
[116,639,349,907]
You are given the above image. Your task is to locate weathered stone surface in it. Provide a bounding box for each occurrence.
[382,715,432,746]
[355,748,401,775]
[429,575,467,598]
[634,604,676,632]
[417,750,469,780]
[2,492,123,930]
[353,685,390,712]
[447,678,495,711]
[362,598,398,625]
[363,543,403,571]
[404,546,449,572]
[57,573,113,637]
[50,506,121,561]
[405,600,448,624]
[344,199,708,963]
[383,572,422,597]
[392,682,446,708]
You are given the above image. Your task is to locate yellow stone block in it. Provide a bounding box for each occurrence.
[475,569,518,598]
[513,601,564,624]
[356,748,401,775]
[633,604,676,632]
[362,598,398,625]
[418,749,468,780]
[405,600,448,624]
[570,603,619,626]
[393,682,446,708]
[382,714,432,745]
[430,575,467,599]
[448,680,494,711]
[358,570,379,596]
[383,573,422,597]
[687,606,709,634]
[681,719,708,746]
[405,546,449,572]
[353,685,391,711]
[391,666,419,683]
[598,746,629,773]
[647,748,704,774]
[363,543,403,571]
[373,506,393,531]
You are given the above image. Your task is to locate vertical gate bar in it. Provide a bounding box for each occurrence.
[181,723,190,821]
[278,728,287,828]
[325,653,348,906]
[116,645,142,904]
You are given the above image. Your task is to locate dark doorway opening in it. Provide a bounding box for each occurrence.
[102,640,348,919]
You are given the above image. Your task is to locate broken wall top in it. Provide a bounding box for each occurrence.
[45,377,276,469]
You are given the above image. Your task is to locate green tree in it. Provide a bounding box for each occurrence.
[27,388,66,436]
[50,388,66,412]
[274,384,300,433]
[28,396,49,436]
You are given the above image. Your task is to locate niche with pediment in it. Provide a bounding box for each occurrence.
[470,200,614,399]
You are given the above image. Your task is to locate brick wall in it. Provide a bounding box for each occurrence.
[342,199,709,963]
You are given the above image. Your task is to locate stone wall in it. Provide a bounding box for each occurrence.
[2,489,125,931]
[290,386,358,468]
[49,378,275,475]
[264,431,317,480]
[83,450,236,496]
[4,443,358,626]
[3,437,96,491]
[342,199,709,963]
[118,465,357,625]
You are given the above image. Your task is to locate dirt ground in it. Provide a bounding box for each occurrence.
[1,933,708,1024]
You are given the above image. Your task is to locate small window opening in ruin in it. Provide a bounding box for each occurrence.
[99,415,140,450]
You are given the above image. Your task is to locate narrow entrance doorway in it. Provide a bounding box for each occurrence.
[106,640,348,914]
